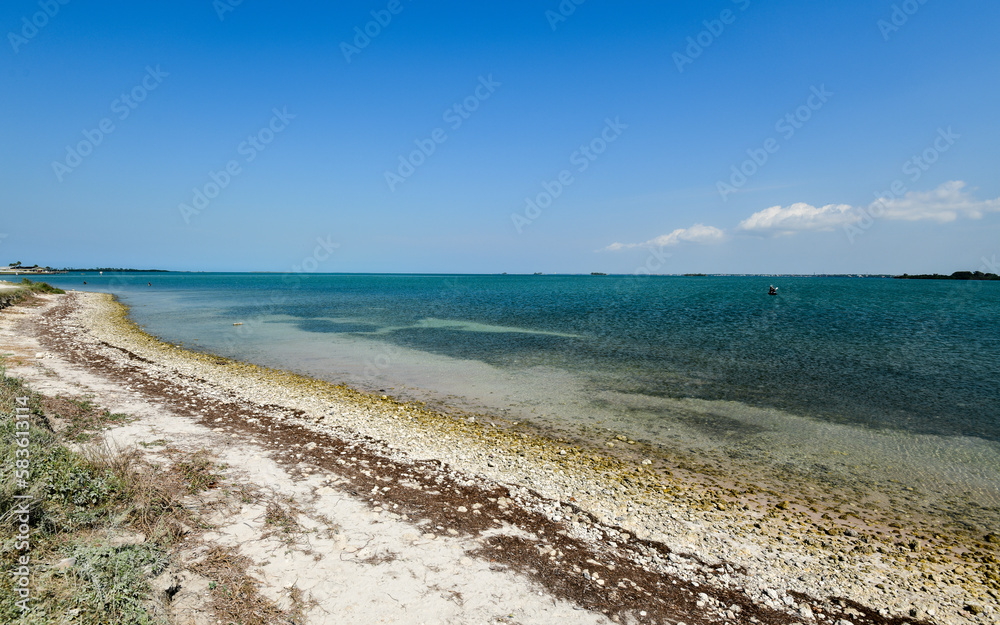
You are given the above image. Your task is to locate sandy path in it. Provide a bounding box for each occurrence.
[1,296,613,624]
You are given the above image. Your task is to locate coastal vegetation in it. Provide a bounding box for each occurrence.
[1,264,166,274]
[58,268,168,273]
[0,367,169,623]
[0,363,293,624]
[895,271,1000,280]
[0,264,54,275]
[18,279,66,295]
[0,280,65,312]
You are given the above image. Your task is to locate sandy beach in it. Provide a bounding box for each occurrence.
[1,290,995,624]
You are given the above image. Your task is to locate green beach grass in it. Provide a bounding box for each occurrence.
[0,280,65,312]
[0,353,301,624]
[0,364,174,624]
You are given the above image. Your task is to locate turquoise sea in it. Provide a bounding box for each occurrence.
[41,272,1000,526]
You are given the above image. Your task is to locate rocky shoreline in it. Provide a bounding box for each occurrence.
[6,291,997,623]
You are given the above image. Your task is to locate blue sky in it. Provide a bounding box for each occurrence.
[2,0,998,274]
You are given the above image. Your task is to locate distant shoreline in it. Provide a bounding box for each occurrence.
[15,267,998,278]
[894,271,1000,280]
[8,270,905,277]
[0,269,168,275]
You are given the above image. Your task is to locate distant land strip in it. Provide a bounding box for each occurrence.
[895,271,1000,280]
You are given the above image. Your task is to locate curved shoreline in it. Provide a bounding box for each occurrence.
[21,291,1000,622]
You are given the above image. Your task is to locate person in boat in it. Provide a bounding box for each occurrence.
[768,285,777,295]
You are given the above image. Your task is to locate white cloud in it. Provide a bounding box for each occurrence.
[738,202,859,234]
[870,180,1000,222]
[736,181,1000,236]
[604,223,724,251]
[604,182,998,251]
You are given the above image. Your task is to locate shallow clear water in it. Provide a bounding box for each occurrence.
[42,272,1000,517]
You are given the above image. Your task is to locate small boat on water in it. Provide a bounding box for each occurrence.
[768,285,778,296]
